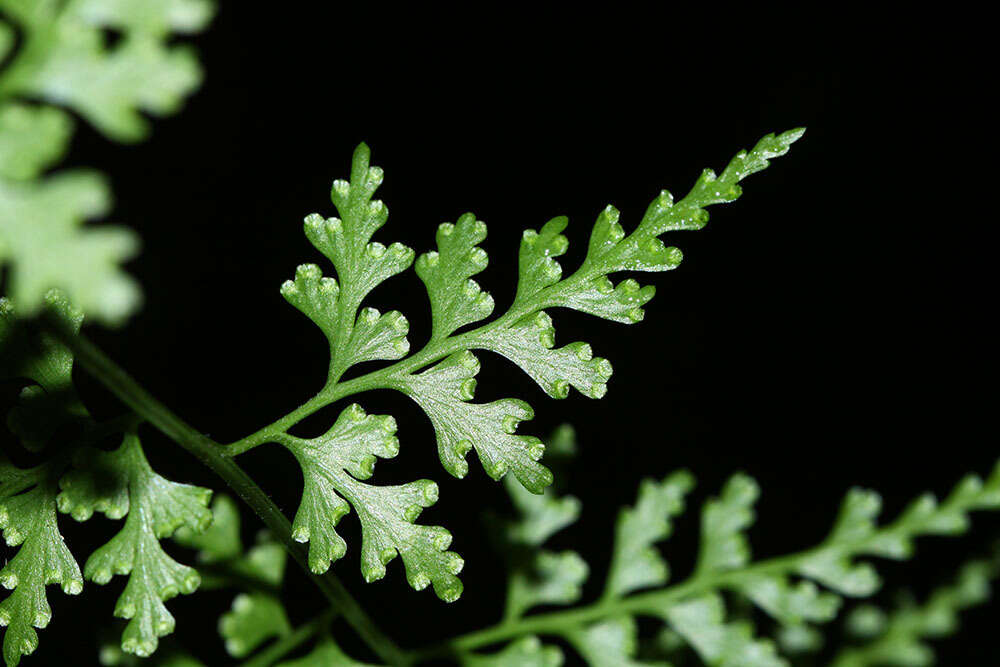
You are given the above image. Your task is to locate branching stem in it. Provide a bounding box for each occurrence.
[221,273,597,456]
[422,549,814,659]
[46,322,412,666]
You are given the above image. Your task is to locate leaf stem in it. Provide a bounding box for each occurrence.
[419,549,815,659]
[222,301,537,456]
[46,321,412,666]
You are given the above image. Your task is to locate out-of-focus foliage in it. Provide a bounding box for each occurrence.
[831,555,999,667]
[0,0,215,324]
[462,435,1000,667]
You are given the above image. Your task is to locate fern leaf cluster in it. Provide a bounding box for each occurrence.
[259,129,803,603]
[456,428,1000,667]
[831,554,1000,666]
[1,294,215,664]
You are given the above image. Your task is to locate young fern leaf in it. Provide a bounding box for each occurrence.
[280,404,463,602]
[0,460,82,667]
[56,433,212,657]
[567,616,665,667]
[282,144,415,382]
[416,213,494,342]
[605,470,694,599]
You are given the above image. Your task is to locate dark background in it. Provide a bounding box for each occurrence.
[5,5,997,666]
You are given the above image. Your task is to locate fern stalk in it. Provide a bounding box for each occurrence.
[421,464,1000,660]
[44,318,412,666]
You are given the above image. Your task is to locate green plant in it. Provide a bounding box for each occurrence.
[0,2,996,666]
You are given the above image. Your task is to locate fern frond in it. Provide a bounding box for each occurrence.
[605,471,694,599]
[57,432,212,657]
[260,131,803,601]
[831,555,999,667]
[0,293,92,665]
[279,404,463,602]
[454,455,1000,666]
[0,459,82,667]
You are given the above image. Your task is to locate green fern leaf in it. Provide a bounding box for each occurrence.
[0,460,82,667]
[218,593,291,658]
[281,403,463,602]
[396,351,549,492]
[0,0,214,323]
[0,105,72,181]
[416,213,494,341]
[56,433,212,657]
[568,616,666,667]
[696,473,758,575]
[508,551,588,620]
[832,556,999,667]
[0,170,139,324]
[514,217,570,305]
[605,470,694,598]
[663,594,785,667]
[797,471,1000,598]
[286,144,415,380]
[740,577,840,629]
[0,0,214,141]
[172,494,241,564]
[477,311,613,400]
[499,431,586,622]
[503,474,580,547]
[259,131,804,598]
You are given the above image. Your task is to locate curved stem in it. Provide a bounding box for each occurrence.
[48,322,411,666]
[222,300,538,456]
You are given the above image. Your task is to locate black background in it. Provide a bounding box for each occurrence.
[4,5,997,666]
